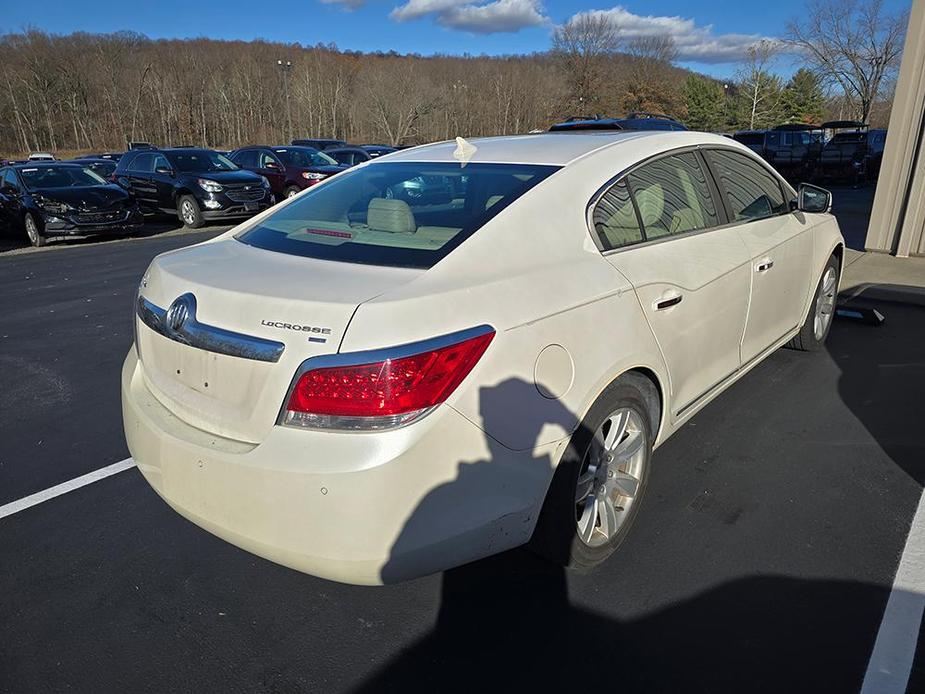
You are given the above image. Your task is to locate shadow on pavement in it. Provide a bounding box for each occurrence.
[358,297,925,693]
[829,299,925,484]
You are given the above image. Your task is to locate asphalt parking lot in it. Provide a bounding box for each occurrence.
[2,201,924,692]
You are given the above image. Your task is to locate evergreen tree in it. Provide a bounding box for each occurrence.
[781,68,825,124]
[683,76,726,132]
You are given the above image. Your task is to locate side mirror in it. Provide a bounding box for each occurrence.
[797,183,832,213]
[155,166,174,176]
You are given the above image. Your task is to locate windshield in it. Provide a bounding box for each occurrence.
[236,162,559,268]
[168,150,238,173]
[275,148,338,168]
[19,166,107,190]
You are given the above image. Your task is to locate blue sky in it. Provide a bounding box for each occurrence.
[0,0,912,77]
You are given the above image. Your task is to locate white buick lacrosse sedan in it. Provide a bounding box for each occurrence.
[123,131,844,584]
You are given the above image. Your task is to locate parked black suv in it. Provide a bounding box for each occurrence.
[817,121,870,182]
[291,138,346,151]
[113,148,271,228]
[0,162,143,247]
[734,124,823,180]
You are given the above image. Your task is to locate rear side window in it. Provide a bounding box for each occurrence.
[625,152,719,239]
[707,149,788,222]
[131,153,154,172]
[592,180,643,250]
[236,162,558,268]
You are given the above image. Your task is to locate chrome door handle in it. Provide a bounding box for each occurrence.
[654,294,683,311]
[756,258,774,272]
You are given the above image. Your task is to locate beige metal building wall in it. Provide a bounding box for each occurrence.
[867,0,925,257]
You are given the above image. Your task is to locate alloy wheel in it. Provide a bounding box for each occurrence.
[574,407,647,547]
[25,216,39,245]
[181,200,197,226]
[813,267,837,340]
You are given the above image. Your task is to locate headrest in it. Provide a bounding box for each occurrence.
[368,198,416,234]
[635,183,664,228]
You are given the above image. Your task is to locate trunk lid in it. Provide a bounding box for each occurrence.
[136,238,422,443]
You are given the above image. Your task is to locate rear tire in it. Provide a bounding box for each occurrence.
[178,195,204,229]
[787,254,840,352]
[530,374,655,571]
[24,213,46,247]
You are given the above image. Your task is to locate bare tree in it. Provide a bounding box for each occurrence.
[737,40,783,130]
[551,13,621,115]
[786,0,908,123]
[623,34,681,115]
[627,35,679,65]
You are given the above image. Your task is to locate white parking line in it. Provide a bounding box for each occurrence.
[862,488,925,694]
[0,458,135,520]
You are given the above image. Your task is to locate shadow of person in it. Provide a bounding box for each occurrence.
[827,297,925,483]
[356,378,896,693]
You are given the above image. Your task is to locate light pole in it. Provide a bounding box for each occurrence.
[277,59,293,143]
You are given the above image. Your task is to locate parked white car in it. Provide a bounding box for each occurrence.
[122,131,843,584]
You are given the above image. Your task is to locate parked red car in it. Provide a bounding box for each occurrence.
[227,145,347,200]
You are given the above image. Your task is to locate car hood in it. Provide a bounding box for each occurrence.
[186,170,264,185]
[32,185,130,209]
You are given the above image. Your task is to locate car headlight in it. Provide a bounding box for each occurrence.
[260,176,271,188]
[301,172,326,181]
[197,178,223,193]
[35,198,72,215]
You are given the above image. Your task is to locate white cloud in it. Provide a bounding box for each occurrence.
[565,6,780,64]
[390,0,547,34]
[320,0,366,11]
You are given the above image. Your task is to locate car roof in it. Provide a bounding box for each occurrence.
[382,131,728,166]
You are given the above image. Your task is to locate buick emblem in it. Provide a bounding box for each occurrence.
[165,293,196,332]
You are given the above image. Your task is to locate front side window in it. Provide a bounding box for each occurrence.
[707,149,788,222]
[258,151,281,169]
[236,161,558,268]
[153,154,170,171]
[625,152,720,238]
[3,168,20,190]
[592,180,643,250]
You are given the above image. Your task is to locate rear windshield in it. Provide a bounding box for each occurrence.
[235,161,559,268]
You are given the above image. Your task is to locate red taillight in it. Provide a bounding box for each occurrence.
[283,328,494,430]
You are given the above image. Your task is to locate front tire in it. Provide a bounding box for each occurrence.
[178,195,204,229]
[530,374,655,570]
[284,186,301,199]
[24,213,46,247]
[787,254,840,352]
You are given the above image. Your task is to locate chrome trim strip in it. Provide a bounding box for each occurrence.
[136,294,285,363]
[277,324,495,430]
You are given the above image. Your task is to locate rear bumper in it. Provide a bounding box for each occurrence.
[121,349,558,585]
